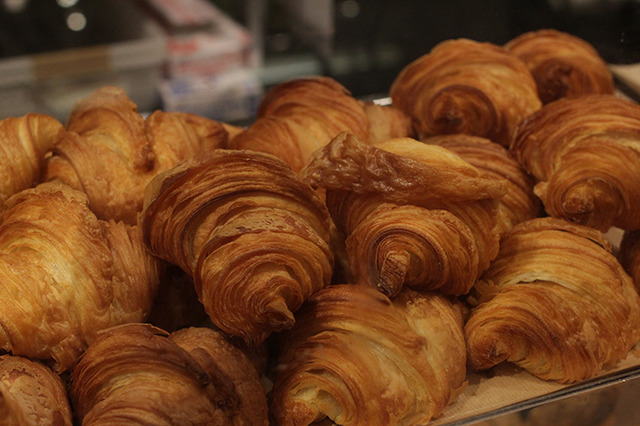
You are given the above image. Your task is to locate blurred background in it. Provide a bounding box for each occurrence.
[1,0,640,123]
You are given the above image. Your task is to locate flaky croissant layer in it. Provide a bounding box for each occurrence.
[0,355,72,426]
[390,38,541,146]
[511,94,640,232]
[271,284,467,426]
[466,217,640,383]
[302,133,503,297]
[0,113,65,205]
[140,149,334,346]
[505,29,614,103]
[0,182,161,373]
[44,86,232,225]
[70,324,268,425]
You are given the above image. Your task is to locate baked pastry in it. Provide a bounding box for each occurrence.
[140,149,334,345]
[465,217,640,383]
[0,181,161,373]
[424,134,541,233]
[505,29,614,104]
[301,133,503,296]
[511,94,640,232]
[270,284,467,426]
[620,230,640,292]
[0,354,72,426]
[362,101,414,143]
[44,86,231,224]
[228,76,369,172]
[0,113,65,205]
[70,323,268,425]
[390,38,541,146]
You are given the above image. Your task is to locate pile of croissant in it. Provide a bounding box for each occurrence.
[1,28,640,425]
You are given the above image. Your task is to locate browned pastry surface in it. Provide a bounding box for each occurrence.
[424,134,541,234]
[302,133,503,296]
[465,217,640,383]
[70,323,268,425]
[228,76,369,172]
[505,29,615,104]
[301,132,505,207]
[390,38,541,146]
[271,284,467,426]
[140,149,333,345]
[0,354,72,426]
[511,94,640,231]
[0,113,65,205]
[362,101,414,143]
[44,86,231,224]
[0,181,161,373]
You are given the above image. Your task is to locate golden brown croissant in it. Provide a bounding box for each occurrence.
[389,38,541,146]
[140,149,334,345]
[0,354,72,426]
[228,76,370,172]
[302,133,503,296]
[0,113,65,205]
[0,181,161,373]
[620,230,640,292]
[511,94,640,232]
[44,86,231,224]
[505,29,614,104]
[465,217,640,383]
[423,133,541,233]
[70,323,268,425]
[270,284,467,426]
[362,101,414,143]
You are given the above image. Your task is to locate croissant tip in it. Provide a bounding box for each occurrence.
[377,250,410,297]
[265,298,296,328]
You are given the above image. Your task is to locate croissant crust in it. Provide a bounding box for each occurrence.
[0,114,65,204]
[511,94,640,231]
[505,29,614,104]
[0,355,72,426]
[140,149,333,345]
[303,133,503,296]
[44,86,230,224]
[70,324,268,425]
[390,38,541,145]
[0,182,160,372]
[229,77,369,172]
[466,217,640,383]
[271,284,467,426]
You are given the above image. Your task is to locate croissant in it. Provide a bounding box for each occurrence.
[0,181,161,373]
[389,38,541,146]
[423,134,541,233]
[0,113,65,205]
[362,101,414,143]
[301,133,503,296]
[140,149,334,345]
[271,284,467,426]
[70,323,268,425]
[505,29,614,104]
[465,217,640,383]
[0,354,72,426]
[620,230,640,292]
[511,94,640,232]
[44,86,231,224]
[228,76,370,172]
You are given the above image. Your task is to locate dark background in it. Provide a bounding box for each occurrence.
[2,0,640,98]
